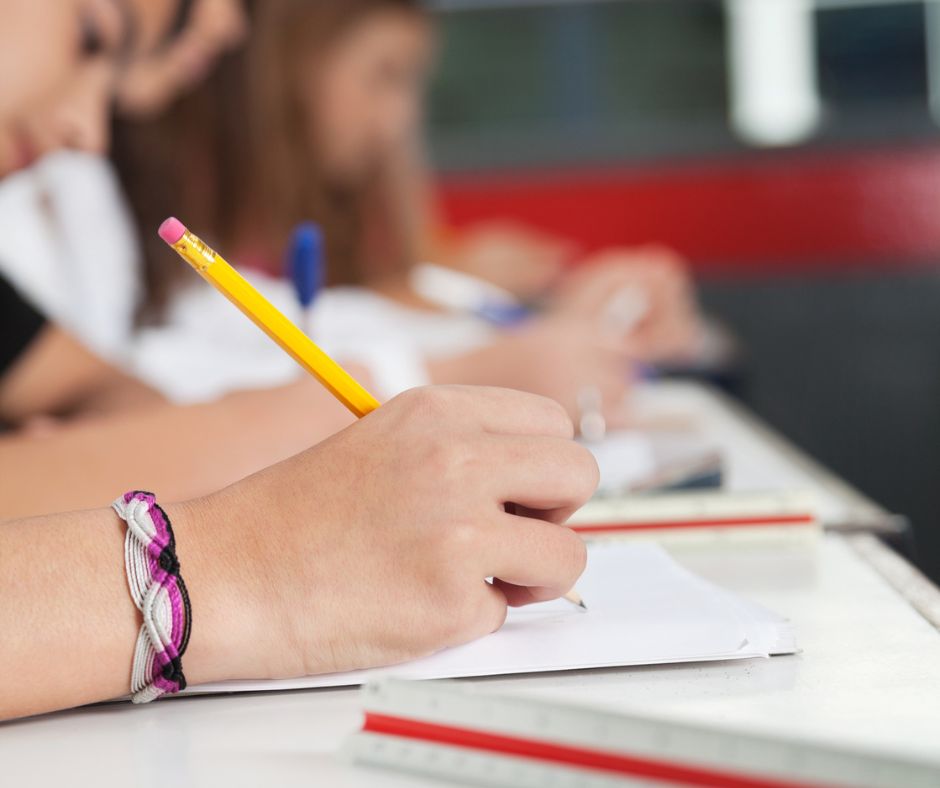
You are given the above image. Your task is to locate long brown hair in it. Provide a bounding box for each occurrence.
[114,0,427,322]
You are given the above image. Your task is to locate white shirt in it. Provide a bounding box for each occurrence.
[0,151,140,364]
[0,152,499,403]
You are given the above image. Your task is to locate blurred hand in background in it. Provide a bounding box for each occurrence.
[553,245,703,366]
[442,221,576,301]
[116,0,248,119]
[429,315,633,432]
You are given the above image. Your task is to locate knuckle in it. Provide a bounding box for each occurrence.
[457,594,485,630]
[438,587,490,640]
[435,601,468,642]
[421,438,477,486]
[392,386,421,410]
[403,386,452,418]
[444,518,484,554]
[570,444,601,499]
[439,441,482,487]
[488,596,509,632]
[561,531,589,580]
[537,395,575,438]
[458,591,501,635]
[422,439,451,476]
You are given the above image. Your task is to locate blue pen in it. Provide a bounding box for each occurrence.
[475,300,532,328]
[287,222,325,333]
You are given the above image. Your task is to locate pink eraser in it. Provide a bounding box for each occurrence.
[158,217,187,245]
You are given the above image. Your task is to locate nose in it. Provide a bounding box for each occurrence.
[52,60,115,156]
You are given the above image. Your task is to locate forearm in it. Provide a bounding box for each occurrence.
[0,381,354,520]
[0,326,161,424]
[0,507,137,718]
[0,497,264,721]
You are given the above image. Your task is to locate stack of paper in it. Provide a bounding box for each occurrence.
[185,542,795,695]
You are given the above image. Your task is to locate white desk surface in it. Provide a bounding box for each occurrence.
[3,383,939,787]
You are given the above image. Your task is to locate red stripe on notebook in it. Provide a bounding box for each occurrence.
[571,514,816,534]
[363,712,832,788]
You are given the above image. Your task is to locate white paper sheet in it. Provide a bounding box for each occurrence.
[584,432,657,494]
[584,430,722,496]
[185,542,795,695]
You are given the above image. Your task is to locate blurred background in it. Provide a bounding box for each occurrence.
[425,0,940,582]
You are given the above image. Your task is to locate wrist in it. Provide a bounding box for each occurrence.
[162,488,303,686]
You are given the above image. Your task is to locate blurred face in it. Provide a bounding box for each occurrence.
[307,10,433,186]
[0,0,179,178]
[117,0,248,118]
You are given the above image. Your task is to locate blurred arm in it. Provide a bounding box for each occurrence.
[0,324,162,424]
[0,376,356,520]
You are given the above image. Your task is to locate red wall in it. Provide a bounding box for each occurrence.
[438,145,940,276]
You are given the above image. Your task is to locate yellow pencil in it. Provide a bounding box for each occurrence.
[158,217,585,610]
[159,217,380,418]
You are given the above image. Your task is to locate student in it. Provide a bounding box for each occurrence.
[114,0,704,426]
[0,0,248,372]
[0,0,364,518]
[0,0,597,721]
[0,0,162,425]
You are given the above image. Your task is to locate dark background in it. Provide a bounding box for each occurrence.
[425,0,940,583]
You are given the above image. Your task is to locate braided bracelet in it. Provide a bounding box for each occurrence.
[112,491,192,703]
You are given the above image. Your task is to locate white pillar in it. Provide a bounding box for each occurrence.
[726,0,822,146]
[925,0,940,127]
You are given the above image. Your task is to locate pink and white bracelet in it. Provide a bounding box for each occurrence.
[112,491,191,703]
